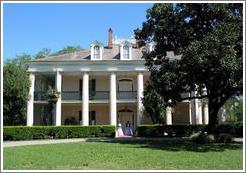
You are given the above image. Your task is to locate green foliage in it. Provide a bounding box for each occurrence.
[142,82,166,124]
[35,48,51,59]
[35,46,84,59]
[213,122,243,137]
[224,96,243,122]
[3,125,115,141]
[45,86,60,103]
[135,3,243,130]
[51,45,84,56]
[137,124,243,138]
[137,125,205,137]
[190,132,215,144]
[216,133,234,143]
[3,54,31,126]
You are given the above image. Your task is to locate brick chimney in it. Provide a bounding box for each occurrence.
[135,38,140,48]
[108,28,113,48]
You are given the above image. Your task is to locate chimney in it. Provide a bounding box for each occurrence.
[135,38,141,48]
[108,28,113,48]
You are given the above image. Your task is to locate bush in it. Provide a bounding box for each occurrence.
[137,123,243,138]
[190,132,215,144]
[216,133,234,143]
[137,125,205,137]
[3,125,115,141]
[213,123,243,137]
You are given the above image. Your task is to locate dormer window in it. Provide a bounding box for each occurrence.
[90,41,103,60]
[120,41,132,60]
[94,46,100,59]
[123,45,130,59]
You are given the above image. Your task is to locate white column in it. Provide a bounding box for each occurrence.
[191,91,203,125]
[109,72,117,126]
[195,99,203,124]
[55,71,62,126]
[203,102,209,125]
[137,72,144,125]
[82,72,89,126]
[166,106,172,125]
[189,101,193,124]
[195,99,202,124]
[27,73,35,126]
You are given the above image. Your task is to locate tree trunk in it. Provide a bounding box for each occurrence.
[207,93,231,134]
[207,98,220,133]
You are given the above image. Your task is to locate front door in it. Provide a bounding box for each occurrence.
[118,111,134,135]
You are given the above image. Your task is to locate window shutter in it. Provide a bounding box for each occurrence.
[92,79,96,92]
[89,79,96,96]
[89,111,96,125]
[79,79,82,99]
[79,110,82,121]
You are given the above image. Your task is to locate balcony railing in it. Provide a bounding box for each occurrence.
[117,91,137,100]
[90,91,109,100]
[35,90,137,101]
[34,91,46,101]
[62,91,81,100]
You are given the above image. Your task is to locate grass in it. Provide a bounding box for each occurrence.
[3,140,243,170]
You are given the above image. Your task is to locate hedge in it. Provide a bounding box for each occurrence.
[137,123,243,137]
[3,125,115,141]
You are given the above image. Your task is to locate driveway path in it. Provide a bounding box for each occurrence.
[3,137,243,148]
[3,137,186,148]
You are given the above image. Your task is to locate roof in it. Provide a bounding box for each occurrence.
[33,45,144,62]
[32,44,181,62]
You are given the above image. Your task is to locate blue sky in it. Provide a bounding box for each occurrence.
[3,3,153,61]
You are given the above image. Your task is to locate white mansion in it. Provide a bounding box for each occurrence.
[27,28,209,133]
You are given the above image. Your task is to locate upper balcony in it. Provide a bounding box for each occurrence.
[34,90,137,101]
[33,72,148,102]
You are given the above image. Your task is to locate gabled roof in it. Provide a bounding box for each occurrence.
[32,43,181,62]
[33,45,144,62]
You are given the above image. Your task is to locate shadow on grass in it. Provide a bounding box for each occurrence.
[92,139,242,153]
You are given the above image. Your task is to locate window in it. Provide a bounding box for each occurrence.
[94,46,100,59]
[90,41,103,60]
[123,45,130,59]
[120,41,132,60]
[89,111,96,125]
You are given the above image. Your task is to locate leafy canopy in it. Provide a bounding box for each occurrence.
[142,81,166,124]
[135,3,243,127]
[3,54,31,125]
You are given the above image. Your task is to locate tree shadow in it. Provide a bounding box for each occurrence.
[91,138,242,153]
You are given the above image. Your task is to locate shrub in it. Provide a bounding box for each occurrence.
[137,123,243,138]
[190,132,215,144]
[216,133,234,143]
[3,125,115,141]
[213,123,243,137]
[137,125,205,137]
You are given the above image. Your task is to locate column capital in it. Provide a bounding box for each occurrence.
[55,68,63,72]
[82,72,89,75]
[137,71,144,75]
[109,72,116,75]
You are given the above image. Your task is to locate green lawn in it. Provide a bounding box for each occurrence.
[4,140,243,170]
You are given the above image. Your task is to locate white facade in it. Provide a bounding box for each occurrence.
[27,30,209,134]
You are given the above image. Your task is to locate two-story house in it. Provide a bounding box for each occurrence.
[27,28,209,133]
